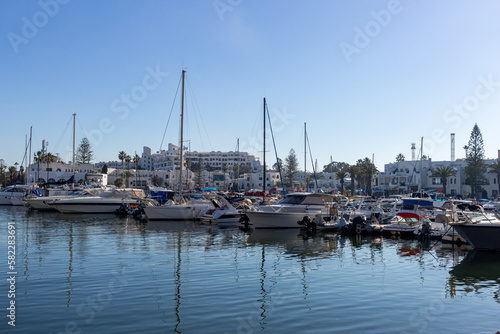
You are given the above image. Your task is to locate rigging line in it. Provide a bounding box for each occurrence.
[185,80,205,152]
[54,115,73,153]
[160,73,182,152]
[306,133,319,189]
[249,104,263,157]
[186,77,212,151]
[265,101,286,195]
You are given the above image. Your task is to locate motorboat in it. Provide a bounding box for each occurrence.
[0,185,31,205]
[143,196,213,221]
[24,188,102,211]
[199,195,242,224]
[48,188,145,213]
[451,213,500,251]
[244,192,336,229]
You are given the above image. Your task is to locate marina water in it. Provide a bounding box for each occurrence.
[1,206,500,333]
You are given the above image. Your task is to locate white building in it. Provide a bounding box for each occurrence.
[27,161,107,186]
[375,158,499,198]
[185,150,261,172]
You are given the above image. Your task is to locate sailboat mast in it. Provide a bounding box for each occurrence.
[304,122,307,191]
[237,138,240,187]
[263,97,266,197]
[28,126,32,187]
[179,70,186,201]
[72,113,76,188]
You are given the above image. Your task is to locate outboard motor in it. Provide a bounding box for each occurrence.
[115,203,129,216]
[239,214,251,230]
[298,216,317,231]
[418,220,431,240]
[351,215,367,234]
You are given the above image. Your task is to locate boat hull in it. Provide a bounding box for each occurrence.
[49,198,140,214]
[453,224,500,251]
[245,211,326,229]
[144,205,197,221]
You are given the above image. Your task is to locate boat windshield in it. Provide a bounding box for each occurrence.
[278,195,306,205]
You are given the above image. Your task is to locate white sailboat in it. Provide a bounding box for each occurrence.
[144,70,212,221]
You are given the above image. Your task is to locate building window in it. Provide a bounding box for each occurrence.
[432,178,441,185]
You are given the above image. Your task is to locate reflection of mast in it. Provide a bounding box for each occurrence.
[300,259,308,300]
[259,245,267,328]
[174,233,182,333]
[67,223,73,307]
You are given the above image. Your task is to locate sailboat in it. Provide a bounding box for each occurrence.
[144,70,212,221]
[243,99,336,228]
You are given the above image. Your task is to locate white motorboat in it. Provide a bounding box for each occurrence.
[244,192,336,229]
[199,195,242,224]
[144,198,213,221]
[0,185,31,205]
[451,213,500,251]
[48,188,144,213]
[25,188,102,211]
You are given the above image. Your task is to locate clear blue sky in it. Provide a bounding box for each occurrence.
[2,0,500,172]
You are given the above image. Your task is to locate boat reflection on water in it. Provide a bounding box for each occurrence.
[244,228,386,258]
[448,251,500,303]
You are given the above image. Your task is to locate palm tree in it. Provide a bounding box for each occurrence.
[120,170,133,188]
[430,165,456,195]
[125,155,132,169]
[8,166,17,185]
[335,169,348,195]
[133,154,141,169]
[359,158,378,196]
[133,154,141,187]
[463,145,469,159]
[118,151,127,169]
[395,153,405,162]
[345,165,358,196]
[488,160,500,196]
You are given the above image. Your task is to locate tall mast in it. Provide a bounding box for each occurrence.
[263,97,266,197]
[304,122,307,191]
[28,126,32,186]
[72,113,76,188]
[179,70,186,202]
[237,138,240,187]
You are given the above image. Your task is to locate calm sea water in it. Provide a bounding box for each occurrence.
[1,206,500,334]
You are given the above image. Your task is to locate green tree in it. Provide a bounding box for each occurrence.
[488,160,500,197]
[114,178,123,188]
[335,169,348,195]
[464,124,486,198]
[396,153,405,162]
[150,175,163,187]
[8,166,17,185]
[125,155,132,169]
[0,159,6,187]
[101,164,108,174]
[76,137,94,164]
[346,165,358,196]
[323,161,349,173]
[118,151,127,169]
[238,163,251,174]
[357,158,378,196]
[272,158,283,171]
[133,154,141,170]
[431,165,457,195]
[284,149,299,188]
[121,170,133,188]
[463,145,469,159]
